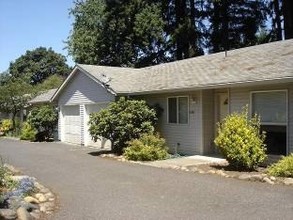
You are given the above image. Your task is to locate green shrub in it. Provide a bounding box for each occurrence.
[268,154,293,177]
[28,105,58,141]
[214,107,267,170]
[0,119,13,135]
[89,97,157,154]
[123,134,169,161]
[20,122,37,141]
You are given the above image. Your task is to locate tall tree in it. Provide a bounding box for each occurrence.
[207,0,268,53]
[9,47,71,85]
[0,79,32,130]
[283,0,293,39]
[68,0,168,67]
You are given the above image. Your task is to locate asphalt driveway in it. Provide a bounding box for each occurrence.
[0,138,292,220]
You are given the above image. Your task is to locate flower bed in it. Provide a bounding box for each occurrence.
[0,164,56,219]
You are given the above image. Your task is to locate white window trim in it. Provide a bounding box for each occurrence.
[167,96,189,125]
[250,90,288,126]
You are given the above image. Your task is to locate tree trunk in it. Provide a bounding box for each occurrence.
[283,0,293,39]
[222,1,229,52]
[273,0,282,40]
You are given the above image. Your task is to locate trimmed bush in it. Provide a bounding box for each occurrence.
[89,97,157,154]
[214,108,267,170]
[20,122,37,141]
[28,105,58,141]
[268,154,293,177]
[0,119,13,135]
[123,134,169,161]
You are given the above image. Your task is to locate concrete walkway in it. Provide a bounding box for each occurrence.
[146,155,226,168]
[0,138,292,220]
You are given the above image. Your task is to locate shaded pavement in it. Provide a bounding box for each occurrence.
[0,138,292,220]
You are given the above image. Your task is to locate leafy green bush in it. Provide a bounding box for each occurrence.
[89,97,157,154]
[20,122,37,141]
[27,105,58,141]
[268,154,293,177]
[0,119,13,135]
[123,134,169,161]
[214,108,267,170]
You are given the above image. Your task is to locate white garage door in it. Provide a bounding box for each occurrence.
[63,105,81,145]
[85,103,111,148]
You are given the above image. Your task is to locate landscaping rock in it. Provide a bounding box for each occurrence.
[30,210,41,219]
[17,207,32,220]
[269,176,276,181]
[283,178,293,185]
[44,192,54,200]
[20,201,39,212]
[0,209,17,220]
[36,194,47,203]
[263,177,274,185]
[249,174,265,181]
[24,196,39,204]
[238,174,251,180]
[11,175,30,182]
[3,164,21,175]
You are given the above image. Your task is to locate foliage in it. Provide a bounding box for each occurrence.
[207,0,268,52]
[0,79,32,131]
[6,177,35,198]
[67,0,281,67]
[68,0,168,67]
[89,97,157,154]
[9,47,71,85]
[34,74,64,92]
[27,105,58,141]
[20,122,37,142]
[0,119,13,135]
[268,154,293,177]
[124,134,169,161]
[0,165,17,191]
[214,108,267,170]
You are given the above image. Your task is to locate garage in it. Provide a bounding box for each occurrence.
[84,103,111,148]
[62,105,82,145]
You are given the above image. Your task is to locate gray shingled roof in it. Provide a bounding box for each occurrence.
[77,39,293,95]
[29,88,57,104]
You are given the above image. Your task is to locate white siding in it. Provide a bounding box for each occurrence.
[84,103,111,148]
[62,105,81,145]
[58,70,115,106]
[230,83,293,155]
[202,90,215,154]
[140,92,201,155]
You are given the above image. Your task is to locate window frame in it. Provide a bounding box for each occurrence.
[167,96,189,125]
[250,90,288,126]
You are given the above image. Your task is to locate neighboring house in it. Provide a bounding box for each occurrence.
[45,39,293,156]
[28,88,58,106]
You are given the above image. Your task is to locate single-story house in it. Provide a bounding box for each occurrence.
[29,88,58,106]
[34,39,293,156]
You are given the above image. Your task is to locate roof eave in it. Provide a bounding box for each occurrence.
[124,77,293,95]
[51,65,118,102]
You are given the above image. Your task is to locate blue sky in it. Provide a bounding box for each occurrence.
[0,0,75,72]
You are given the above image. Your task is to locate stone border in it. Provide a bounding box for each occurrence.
[99,154,293,186]
[0,164,57,220]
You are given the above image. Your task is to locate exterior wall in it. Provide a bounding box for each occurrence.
[229,83,293,155]
[201,90,215,154]
[58,70,115,106]
[139,91,202,155]
[58,70,115,147]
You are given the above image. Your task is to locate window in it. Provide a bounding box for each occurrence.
[168,97,188,124]
[251,91,287,125]
[251,90,287,155]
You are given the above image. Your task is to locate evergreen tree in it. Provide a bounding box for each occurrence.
[207,0,268,53]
